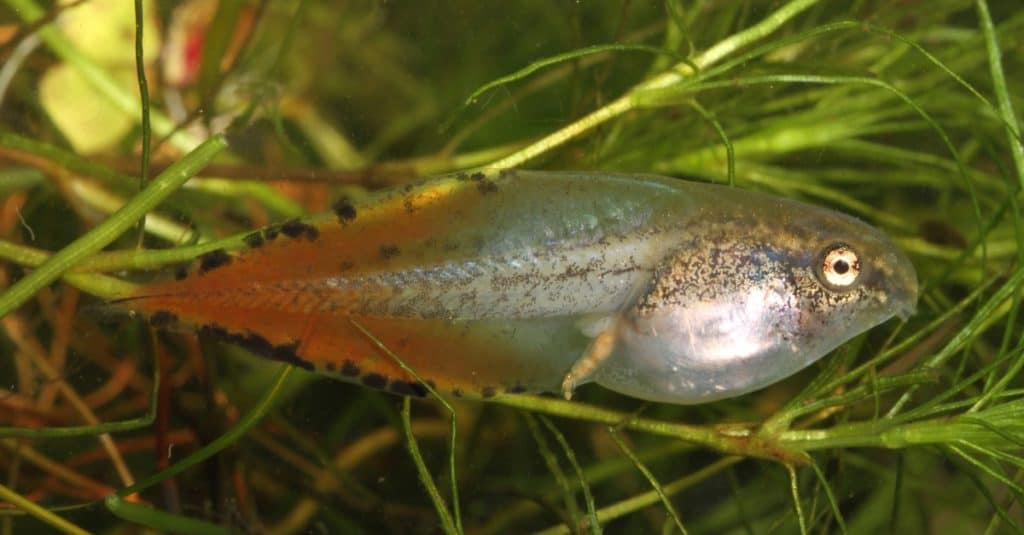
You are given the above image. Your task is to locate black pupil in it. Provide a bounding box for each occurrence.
[833,259,849,274]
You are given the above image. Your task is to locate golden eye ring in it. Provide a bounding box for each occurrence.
[818,243,861,290]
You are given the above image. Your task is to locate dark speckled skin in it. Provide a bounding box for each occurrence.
[599,202,917,403]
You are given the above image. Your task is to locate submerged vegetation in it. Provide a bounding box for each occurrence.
[0,0,1022,533]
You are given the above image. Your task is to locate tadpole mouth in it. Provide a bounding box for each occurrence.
[896,300,917,321]
[889,248,919,321]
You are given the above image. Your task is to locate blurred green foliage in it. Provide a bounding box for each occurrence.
[0,0,1022,533]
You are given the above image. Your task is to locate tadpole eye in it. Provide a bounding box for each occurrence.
[818,243,861,290]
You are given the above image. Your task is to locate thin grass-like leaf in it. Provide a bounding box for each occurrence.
[105,495,231,535]
[401,397,460,535]
[349,318,462,533]
[607,427,688,535]
[525,413,582,534]
[975,0,1024,191]
[0,135,226,316]
[0,482,90,535]
[786,464,808,535]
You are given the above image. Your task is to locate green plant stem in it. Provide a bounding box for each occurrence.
[105,496,231,535]
[487,0,821,169]
[446,42,686,132]
[0,482,89,535]
[0,128,134,189]
[809,461,848,534]
[786,464,808,535]
[0,135,226,318]
[0,240,138,299]
[781,406,1024,451]
[133,0,152,248]
[114,364,293,498]
[540,416,600,535]
[67,178,198,244]
[0,167,44,193]
[975,0,1024,193]
[133,0,151,187]
[497,390,1024,460]
[0,331,159,439]
[534,457,741,535]
[888,265,1024,416]
[606,427,688,534]
[402,397,459,535]
[349,318,462,534]
[490,395,807,464]
[524,413,583,530]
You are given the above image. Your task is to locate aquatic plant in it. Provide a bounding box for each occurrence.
[0,1,1021,532]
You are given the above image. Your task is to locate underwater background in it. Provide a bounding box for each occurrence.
[0,1,1022,533]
